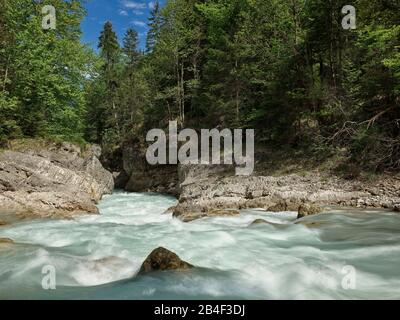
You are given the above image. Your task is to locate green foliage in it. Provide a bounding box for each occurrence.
[2,0,399,171]
[0,0,93,143]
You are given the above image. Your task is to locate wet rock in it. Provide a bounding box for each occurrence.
[207,208,240,217]
[0,219,7,226]
[295,220,327,228]
[180,212,207,222]
[0,238,14,245]
[139,247,193,273]
[172,203,240,222]
[394,204,400,212]
[250,219,288,228]
[250,219,269,225]
[297,203,323,219]
[112,171,129,189]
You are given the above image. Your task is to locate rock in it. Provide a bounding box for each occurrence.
[295,220,327,228]
[297,203,323,219]
[243,197,274,209]
[0,219,7,226]
[122,142,179,195]
[121,142,400,214]
[250,219,269,225]
[60,142,81,155]
[112,171,129,189]
[267,199,301,212]
[0,238,14,245]
[207,208,240,217]
[394,204,400,212]
[87,144,102,158]
[180,212,207,222]
[250,219,288,228]
[172,203,240,222]
[0,141,114,219]
[139,247,193,273]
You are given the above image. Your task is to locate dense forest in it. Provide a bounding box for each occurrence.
[1,0,399,171]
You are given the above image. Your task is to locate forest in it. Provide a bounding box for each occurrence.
[1,0,399,171]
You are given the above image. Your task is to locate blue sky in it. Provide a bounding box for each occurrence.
[81,0,165,50]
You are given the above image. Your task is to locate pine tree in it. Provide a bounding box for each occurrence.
[123,28,140,69]
[98,21,120,70]
[146,0,162,53]
[98,21,121,138]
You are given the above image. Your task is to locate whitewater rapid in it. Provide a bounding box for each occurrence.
[0,191,399,299]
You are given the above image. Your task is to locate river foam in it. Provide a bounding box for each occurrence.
[0,191,399,299]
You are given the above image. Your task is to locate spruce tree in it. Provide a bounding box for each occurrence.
[123,28,140,68]
[146,0,162,53]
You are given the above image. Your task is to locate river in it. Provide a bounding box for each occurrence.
[0,191,399,299]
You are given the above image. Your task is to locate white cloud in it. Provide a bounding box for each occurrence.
[121,1,146,10]
[148,1,156,10]
[133,10,144,15]
[119,9,128,16]
[131,20,147,28]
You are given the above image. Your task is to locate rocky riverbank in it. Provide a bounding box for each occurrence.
[170,164,400,221]
[1,139,399,223]
[119,143,400,222]
[0,140,114,220]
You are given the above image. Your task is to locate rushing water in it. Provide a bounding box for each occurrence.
[0,191,399,300]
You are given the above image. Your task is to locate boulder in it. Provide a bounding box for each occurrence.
[250,219,288,228]
[0,219,7,226]
[250,219,269,225]
[172,204,240,222]
[139,247,193,273]
[297,203,323,219]
[393,204,400,212]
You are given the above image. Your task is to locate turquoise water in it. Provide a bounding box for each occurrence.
[0,191,400,300]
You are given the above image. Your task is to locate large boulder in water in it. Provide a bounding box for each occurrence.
[297,203,323,219]
[139,247,193,273]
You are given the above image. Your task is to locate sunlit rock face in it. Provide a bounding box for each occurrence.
[0,142,114,219]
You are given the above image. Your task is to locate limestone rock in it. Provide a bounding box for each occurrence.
[207,208,240,217]
[267,199,301,212]
[297,203,323,219]
[0,142,113,219]
[139,247,193,273]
